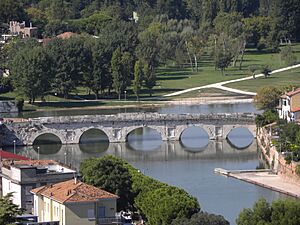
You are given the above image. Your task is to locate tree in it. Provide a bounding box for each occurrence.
[133,60,143,101]
[111,48,132,100]
[84,40,111,99]
[80,155,133,210]
[237,198,300,225]
[280,45,297,66]
[172,211,229,225]
[48,37,89,98]
[0,193,24,225]
[254,86,282,109]
[215,50,232,76]
[0,0,27,23]
[135,186,200,225]
[11,45,52,103]
[248,65,256,79]
[261,66,271,78]
[143,63,156,96]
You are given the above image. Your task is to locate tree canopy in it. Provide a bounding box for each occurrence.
[236,198,300,225]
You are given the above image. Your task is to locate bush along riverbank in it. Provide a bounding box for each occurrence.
[80,155,229,225]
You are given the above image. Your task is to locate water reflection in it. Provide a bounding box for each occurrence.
[180,127,209,150]
[17,140,258,169]
[127,127,163,151]
[227,127,254,149]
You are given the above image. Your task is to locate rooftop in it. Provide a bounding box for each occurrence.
[281,88,300,98]
[2,159,75,174]
[0,150,29,161]
[292,107,300,112]
[31,179,118,204]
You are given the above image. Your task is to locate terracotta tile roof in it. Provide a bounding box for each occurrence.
[281,88,300,98]
[2,159,58,167]
[56,32,78,39]
[292,107,300,112]
[31,179,118,204]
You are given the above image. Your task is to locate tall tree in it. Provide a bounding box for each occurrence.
[111,48,132,100]
[133,60,143,101]
[143,63,156,97]
[0,193,24,225]
[80,156,133,210]
[0,0,27,23]
[11,45,52,103]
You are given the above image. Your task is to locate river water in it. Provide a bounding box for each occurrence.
[4,103,288,224]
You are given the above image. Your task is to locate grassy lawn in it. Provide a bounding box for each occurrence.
[1,43,300,109]
[156,43,300,95]
[225,68,300,92]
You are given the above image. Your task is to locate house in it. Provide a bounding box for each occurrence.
[277,88,300,122]
[0,160,76,213]
[0,150,29,197]
[9,21,38,38]
[31,179,120,225]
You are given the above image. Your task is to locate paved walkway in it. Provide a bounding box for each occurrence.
[164,64,300,97]
[231,172,300,198]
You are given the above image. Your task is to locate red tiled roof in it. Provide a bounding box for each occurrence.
[56,32,77,40]
[0,150,29,160]
[292,107,300,112]
[31,179,118,204]
[282,88,300,98]
[2,159,58,167]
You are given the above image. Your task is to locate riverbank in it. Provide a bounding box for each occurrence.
[215,168,300,198]
[24,96,253,113]
[215,125,300,198]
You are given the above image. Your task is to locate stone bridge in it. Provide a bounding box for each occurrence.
[0,112,257,146]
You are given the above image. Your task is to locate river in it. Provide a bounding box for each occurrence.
[3,102,289,224]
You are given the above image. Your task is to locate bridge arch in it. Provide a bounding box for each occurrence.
[74,127,112,144]
[31,132,63,145]
[125,126,164,142]
[225,125,256,149]
[223,125,256,139]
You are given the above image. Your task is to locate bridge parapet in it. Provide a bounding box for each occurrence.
[28,112,256,125]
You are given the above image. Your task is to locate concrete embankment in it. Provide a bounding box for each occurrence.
[215,168,300,198]
[214,126,300,198]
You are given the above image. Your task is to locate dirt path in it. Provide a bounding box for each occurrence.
[164,64,300,97]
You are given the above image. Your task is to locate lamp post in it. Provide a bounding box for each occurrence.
[37,146,40,160]
[124,90,127,101]
[13,140,16,155]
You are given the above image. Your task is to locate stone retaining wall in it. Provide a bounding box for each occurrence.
[258,126,300,185]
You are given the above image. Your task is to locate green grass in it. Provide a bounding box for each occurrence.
[225,68,300,92]
[169,88,240,99]
[156,44,300,95]
[1,43,300,109]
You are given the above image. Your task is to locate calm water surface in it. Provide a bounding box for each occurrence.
[4,103,287,224]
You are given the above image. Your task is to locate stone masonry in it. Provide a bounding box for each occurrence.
[0,113,257,146]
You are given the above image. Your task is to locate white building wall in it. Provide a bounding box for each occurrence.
[2,177,22,206]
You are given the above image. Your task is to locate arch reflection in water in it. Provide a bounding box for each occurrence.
[227,127,254,149]
[79,128,109,153]
[180,126,209,151]
[126,127,163,151]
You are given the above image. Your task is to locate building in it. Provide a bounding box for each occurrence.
[0,150,29,197]
[31,179,119,225]
[0,160,76,213]
[277,88,300,122]
[9,21,38,38]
